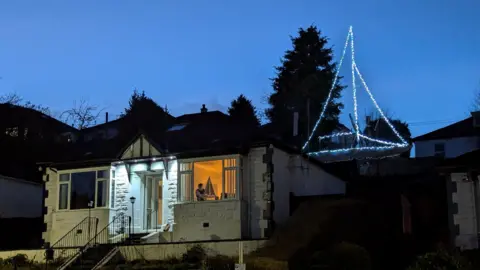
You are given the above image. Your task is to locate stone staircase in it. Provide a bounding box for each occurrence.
[66,244,116,269]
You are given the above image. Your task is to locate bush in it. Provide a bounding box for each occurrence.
[407,249,471,270]
[2,254,29,267]
[245,256,288,270]
[310,242,371,270]
[182,244,206,264]
[205,255,235,269]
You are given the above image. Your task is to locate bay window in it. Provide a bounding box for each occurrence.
[178,157,239,202]
[58,169,110,210]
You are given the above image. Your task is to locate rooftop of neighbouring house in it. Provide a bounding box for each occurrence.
[0,103,77,134]
[440,148,480,169]
[413,113,480,142]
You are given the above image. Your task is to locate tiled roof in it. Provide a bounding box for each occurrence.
[413,117,480,141]
[440,149,480,169]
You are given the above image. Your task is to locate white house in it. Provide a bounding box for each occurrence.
[413,112,480,158]
[40,110,346,247]
[441,150,480,250]
[0,174,43,218]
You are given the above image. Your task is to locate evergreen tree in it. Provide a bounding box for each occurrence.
[265,26,345,150]
[228,94,260,128]
[121,89,172,135]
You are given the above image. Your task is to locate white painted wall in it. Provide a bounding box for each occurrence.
[451,172,478,250]
[415,137,480,158]
[172,200,243,241]
[0,175,42,218]
[42,166,111,245]
[271,148,346,225]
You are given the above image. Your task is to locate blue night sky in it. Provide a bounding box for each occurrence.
[0,0,479,139]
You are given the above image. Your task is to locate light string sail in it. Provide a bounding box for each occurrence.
[301,26,410,161]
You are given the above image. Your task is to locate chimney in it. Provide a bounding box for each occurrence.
[293,112,299,136]
[200,104,208,113]
[105,112,109,123]
[471,111,480,128]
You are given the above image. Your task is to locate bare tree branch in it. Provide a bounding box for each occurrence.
[60,99,104,129]
[0,92,51,115]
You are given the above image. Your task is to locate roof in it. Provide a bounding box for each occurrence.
[39,110,352,180]
[413,117,479,141]
[439,149,480,170]
[0,103,77,134]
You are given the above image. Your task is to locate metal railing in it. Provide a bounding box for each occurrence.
[57,215,131,270]
[91,214,132,245]
[50,217,99,248]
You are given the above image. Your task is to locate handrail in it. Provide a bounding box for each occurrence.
[57,215,131,270]
[50,216,98,248]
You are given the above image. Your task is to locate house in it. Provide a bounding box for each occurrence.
[413,112,480,158]
[0,174,43,218]
[39,108,346,248]
[0,103,77,180]
[440,149,480,250]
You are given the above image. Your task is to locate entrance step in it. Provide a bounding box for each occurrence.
[127,233,149,244]
[67,244,115,269]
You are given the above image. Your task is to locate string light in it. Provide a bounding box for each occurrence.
[302,26,409,159]
[301,29,352,151]
[350,26,360,146]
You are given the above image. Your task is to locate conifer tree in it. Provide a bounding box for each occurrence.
[266,26,345,149]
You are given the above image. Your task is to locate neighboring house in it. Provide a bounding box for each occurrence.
[0,175,43,218]
[39,108,346,247]
[413,112,480,158]
[441,150,480,250]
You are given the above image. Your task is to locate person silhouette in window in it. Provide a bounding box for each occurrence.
[196,183,206,201]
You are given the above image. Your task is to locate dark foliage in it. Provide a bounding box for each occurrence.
[121,89,173,136]
[265,25,345,149]
[228,94,260,128]
[364,116,412,157]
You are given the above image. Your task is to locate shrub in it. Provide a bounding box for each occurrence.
[4,254,29,267]
[182,244,206,264]
[310,242,371,270]
[205,255,235,269]
[407,249,471,270]
[245,256,288,270]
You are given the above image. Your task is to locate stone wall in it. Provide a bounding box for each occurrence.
[451,172,479,250]
[119,239,267,261]
[0,248,79,263]
[112,160,178,231]
[0,240,266,263]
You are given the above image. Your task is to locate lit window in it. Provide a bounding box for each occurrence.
[178,158,239,202]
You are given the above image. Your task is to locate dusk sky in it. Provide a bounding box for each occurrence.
[0,0,479,139]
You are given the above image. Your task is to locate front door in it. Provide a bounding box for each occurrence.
[144,175,162,230]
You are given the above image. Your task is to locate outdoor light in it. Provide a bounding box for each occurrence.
[130,196,136,234]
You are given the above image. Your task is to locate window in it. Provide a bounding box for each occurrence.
[434,143,445,158]
[178,157,239,202]
[167,123,188,132]
[58,169,110,210]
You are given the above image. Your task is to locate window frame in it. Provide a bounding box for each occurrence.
[57,167,111,211]
[177,155,241,203]
[434,143,446,158]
